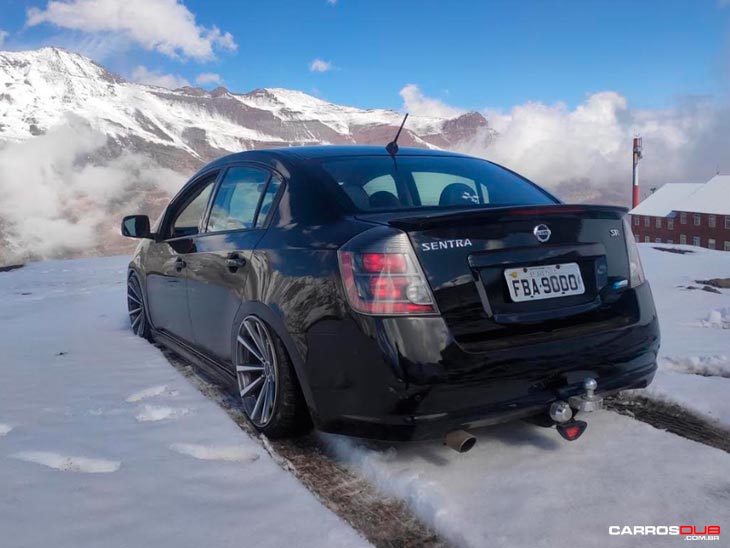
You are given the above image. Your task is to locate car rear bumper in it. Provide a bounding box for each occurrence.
[302,283,660,441]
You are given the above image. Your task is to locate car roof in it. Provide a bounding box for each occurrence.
[204,145,475,169]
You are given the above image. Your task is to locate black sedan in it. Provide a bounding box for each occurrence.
[122,146,659,449]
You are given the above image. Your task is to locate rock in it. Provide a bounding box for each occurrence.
[701,285,722,294]
[696,278,730,289]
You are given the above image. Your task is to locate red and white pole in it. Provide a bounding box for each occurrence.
[632,136,643,208]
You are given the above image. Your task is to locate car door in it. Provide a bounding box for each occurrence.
[145,171,219,342]
[186,165,283,364]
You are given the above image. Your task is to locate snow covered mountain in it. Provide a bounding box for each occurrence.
[0,47,491,264]
[0,47,489,171]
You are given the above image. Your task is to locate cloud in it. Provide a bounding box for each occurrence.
[309,58,333,73]
[471,94,729,204]
[26,0,237,61]
[404,85,730,205]
[0,30,8,47]
[0,117,185,263]
[195,72,222,86]
[131,65,190,89]
[399,84,465,118]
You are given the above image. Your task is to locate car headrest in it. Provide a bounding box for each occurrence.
[439,183,479,206]
[369,191,401,209]
[342,185,370,210]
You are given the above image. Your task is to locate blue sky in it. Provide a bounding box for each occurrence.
[1,0,729,112]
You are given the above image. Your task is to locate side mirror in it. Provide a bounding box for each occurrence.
[121,215,152,239]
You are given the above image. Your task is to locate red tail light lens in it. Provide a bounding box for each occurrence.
[338,229,438,316]
[361,253,408,273]
[623,217,645,287]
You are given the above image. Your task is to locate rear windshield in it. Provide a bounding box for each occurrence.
[320,156,557,212]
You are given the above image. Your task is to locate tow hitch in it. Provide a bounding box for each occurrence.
[548,377,603,442]
[568,378,603,412]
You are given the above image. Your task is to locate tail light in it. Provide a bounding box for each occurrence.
[623,217,645,287]
[338,227,438,315]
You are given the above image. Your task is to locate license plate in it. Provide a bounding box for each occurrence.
[504,263,585,302]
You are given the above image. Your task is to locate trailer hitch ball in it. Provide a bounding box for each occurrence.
[569,377,604,412]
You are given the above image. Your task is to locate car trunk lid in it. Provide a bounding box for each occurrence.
[360,204,636,350]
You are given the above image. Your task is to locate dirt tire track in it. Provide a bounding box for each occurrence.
[157,345,450,548]
[607,395,730,454]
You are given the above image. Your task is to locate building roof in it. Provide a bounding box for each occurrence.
[629,183,703,217]
[679,175,730,215]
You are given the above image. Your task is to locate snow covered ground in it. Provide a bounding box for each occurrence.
[637,244,730,427]
[0,257,368,548]
[0,245,727,548]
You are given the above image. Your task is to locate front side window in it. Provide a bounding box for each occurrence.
[693,213,701,226]
[644,216,650,227]
[207,167,271,232]
[709,215,716,228]
[644,236,650,243]
[668,219,674,230]
[170,174,217,238]
[725,241,730,251]
[725,216,730,229]
[708,238,716,250]
[680,212,687,224]
[655,217,662,229]
[693,236,701,247]
[323,156,555,212]
[680,234,687,245]
[633,216,639,226]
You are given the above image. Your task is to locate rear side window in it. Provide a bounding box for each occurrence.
[207,167,270,232]
[322,156,555,212]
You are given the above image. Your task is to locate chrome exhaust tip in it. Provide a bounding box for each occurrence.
[445,430,477,453]
[549,401,573,423]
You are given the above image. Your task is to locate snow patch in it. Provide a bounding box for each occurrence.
[126,384,168,402]
[701,307,730,329]
[135,404,189,422]
[12,451,121,473]
[0,424,13,436]
[662,355,730,378]
[170,443,260,464]
[322,434,467,547]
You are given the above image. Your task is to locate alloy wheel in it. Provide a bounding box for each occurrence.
[235,316,278,427]
[127,274,147,337]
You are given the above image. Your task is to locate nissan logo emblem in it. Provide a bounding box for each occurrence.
[533,224,551,243]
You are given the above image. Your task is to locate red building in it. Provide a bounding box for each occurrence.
[629,175,730,251]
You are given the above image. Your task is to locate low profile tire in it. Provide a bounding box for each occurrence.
[127,272,151,340]
[235,315,311,438]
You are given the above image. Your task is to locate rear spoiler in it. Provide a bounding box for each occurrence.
[381,204,629,231]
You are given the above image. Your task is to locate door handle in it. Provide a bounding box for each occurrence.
[175,257,186,271]
[225,254,246,271]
